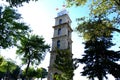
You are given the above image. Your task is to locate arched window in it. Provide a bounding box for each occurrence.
[58,28,61,35]
[68,30,70,37]
[68,42,70,49]
[57,40,60,48]
[59,19,62,24]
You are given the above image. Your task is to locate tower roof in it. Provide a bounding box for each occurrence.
[55,9,72,23]
[57,9,68,17]
[52,23,73,32]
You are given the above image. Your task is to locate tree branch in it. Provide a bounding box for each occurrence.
[115,0,120,6]
[107,27,120,33]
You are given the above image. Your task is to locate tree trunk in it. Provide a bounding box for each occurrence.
[25,58,31,79]
[98,76,103,80]
[41,72,42,80]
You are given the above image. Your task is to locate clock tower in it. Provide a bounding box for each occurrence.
[47,9,73,80]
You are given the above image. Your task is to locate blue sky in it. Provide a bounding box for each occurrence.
[0,0,118,80]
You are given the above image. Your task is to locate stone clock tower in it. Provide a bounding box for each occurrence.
[47,9,73,80]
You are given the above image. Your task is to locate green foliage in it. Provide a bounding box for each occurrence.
[0,58,16,73]
[0,56,3,65]
[0,58,21,79]
[26,67,36,78]
[11,66,21,79]
[54,49,75,80]
[4,0,38,6]
[76,16,113,40]
[90,0,120,17]
[67,0,120,29]
[0,55,20,79]
[16,34,50,65]
[22,67,36,80]
[78,37,120,80]
[53,73,69,80]
[36,67,48,79]
[67,0,120,79]
[22,67,48,79]
[67,0,120,40]
[67,0,120,15]
[66,0,87,7]
[0,6,30,49]
[16,34,50,77]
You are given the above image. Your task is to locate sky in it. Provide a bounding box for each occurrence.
[0,0,118,80]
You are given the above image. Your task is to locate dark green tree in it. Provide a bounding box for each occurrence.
[67,0,120,79]
[0,55,5,79]
[4,0,38,6]
[16,34,50,77]
[22,67,36,79]
[22,67,48,80]
[0,58,17,79]
[36,67,48,80]
[0,6,30,49]
[78,36,120,80]
[11,66,21,80]
[76,16,114,40]
[0,71,5,79]
[0,59,16,73]
[54,49,75,80]
[0,55,3,65]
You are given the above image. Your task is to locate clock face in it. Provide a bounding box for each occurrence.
[57,9,68,16]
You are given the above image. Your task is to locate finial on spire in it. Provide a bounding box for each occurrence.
[56,8,59,11]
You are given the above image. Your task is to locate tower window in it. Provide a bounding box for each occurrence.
[58,28,61,35]
[68,30,70,37]
[59,19,62,24]
[68,42,70,49]
[57,40,60,49]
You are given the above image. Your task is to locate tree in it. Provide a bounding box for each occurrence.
[74,16,120,79]
[66,0,120,41]
[0,71,5,80]
[0,58,17,79]
[36,67,48,80]
[16,34,50,77]
[22,67,36,79]
[3,0,38,6]
[0,55,3,65]
[22,67,48,80]
[11,66,21,80]
[66,1,120,79]
[76,16,114,40]
[78,36,120,80]
[66,0,120,33]
[66,0,120,17]
[0,6,30,49]
[54,49,75,80]
[0,55,5,79]
[0,59,16,73]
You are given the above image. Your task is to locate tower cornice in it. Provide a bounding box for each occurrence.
[52,35,73,43]
[53,22,73,32]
